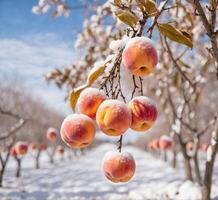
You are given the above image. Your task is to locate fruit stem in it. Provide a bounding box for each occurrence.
[117,135,123,153]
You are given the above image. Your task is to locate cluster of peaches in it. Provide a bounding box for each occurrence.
[10,128,65,158]
[186,141,209,152]
[148,136,173,152]
[60,36,158,183]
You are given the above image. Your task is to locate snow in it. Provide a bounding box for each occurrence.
[1,143,218,200]
[160,135,172,142]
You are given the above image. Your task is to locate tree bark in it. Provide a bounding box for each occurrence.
[202,119,218,200]
[15,157,21,178]
[35,150,41,169]
[171,150,177,168]
[193,152,201,185]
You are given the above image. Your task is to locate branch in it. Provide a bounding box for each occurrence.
[164,37,195,88]
[0,108,27,140]
[202,116,218,199]
[192,0,218,78]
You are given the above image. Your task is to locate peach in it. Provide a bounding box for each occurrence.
[60,114,96,149]
[10,147,17,157]
[29,142,37,150]
[39,143,47,151]
[159,135,172,150]
[57,145,64,155]
[102,151,135,183]
[46,128,58,141]
[128,96,157,131]
[122,37,158,77]
[201,143,209,152]
[77,87,106,119]
[151,139,160,150]
[186,142,194,151]
[14,141,28,156]
[96,99,132,136]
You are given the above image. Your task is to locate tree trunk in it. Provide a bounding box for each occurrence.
[193,152,201,185]
[175,134,193,181]
[171,150,177,168]
[163,150,167,162]
[183,156,193,181]
[15,157,21,178]
[35,150,41,169]
[202,129,218,200]
[0,170,4,187]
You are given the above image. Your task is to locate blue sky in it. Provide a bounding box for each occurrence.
[0,0,96,114]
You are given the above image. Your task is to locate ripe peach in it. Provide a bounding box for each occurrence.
[29,142,37,150]
[201,143,209,152]
[102,151,135,183]
[186,142,194,151]
[57,145,64,155]
[151,139,160,150]
[77,87,106,119]
[10,147,17,157]
[159,135,172,150]
[39,143,47,151]
[14,141,28,156]
[128,96,157,131]
[46,128,58,141]
[60,114,96,149]
[122,37,158,77]
[96,100,132,136]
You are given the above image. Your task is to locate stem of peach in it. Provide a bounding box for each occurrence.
[117,135,123,153]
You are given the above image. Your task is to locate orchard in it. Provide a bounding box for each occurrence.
[0,0,218,200]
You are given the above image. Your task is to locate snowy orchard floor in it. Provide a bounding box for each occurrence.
[1,143,218,200]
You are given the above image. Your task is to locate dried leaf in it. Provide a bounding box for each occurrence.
[113,0,122,6]
[115,10,138,28]
[158,23,193,48]
[69,84,87,111]
[143,0,158,17]
[87,64,105,86]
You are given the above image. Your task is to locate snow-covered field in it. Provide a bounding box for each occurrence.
[1,143,218,200]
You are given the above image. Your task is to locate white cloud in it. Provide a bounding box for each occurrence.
[0,33,77,114]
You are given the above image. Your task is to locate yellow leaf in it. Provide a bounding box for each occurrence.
[158,23,193,48]
[115,10,138,28]
[144,0,158,17]
[87,64,105,86]
[69,84,88,111]
[113,0,122,6]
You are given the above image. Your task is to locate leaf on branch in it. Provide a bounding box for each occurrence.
[69,84,88,111]
[87,64,106,86]
[158,23,193,48]
[113,0,122,7]
[178,60,191,68]
[115,10,138,28]
[140,0,159,17]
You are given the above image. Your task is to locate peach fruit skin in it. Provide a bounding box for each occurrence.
[128,96,157,132]
[122,37,158,77]
[186,142,194,151]
[29,142,37,150]
[39,143,47,151]
[159,139,172,150]
[46,128,58,141]
[60,114,96,149]
[96,99,132,136]
[15,141,28,155]
[77,87,106,119]
[103,151,135,183]
[57,146,64,154]
[201,143,209,152]
[10,147,17,157]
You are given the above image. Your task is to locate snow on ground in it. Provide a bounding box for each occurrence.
[0,143,218,200]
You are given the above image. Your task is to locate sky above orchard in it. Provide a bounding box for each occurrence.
[0,0,97,114]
